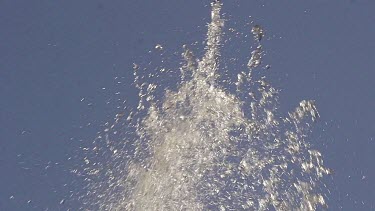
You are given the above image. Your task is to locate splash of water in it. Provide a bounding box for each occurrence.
[79,2,330,210]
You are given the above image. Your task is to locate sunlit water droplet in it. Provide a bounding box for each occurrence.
[248,45,262,70]
[252,25,264,42]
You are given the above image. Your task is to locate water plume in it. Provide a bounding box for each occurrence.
[79,2,330,210]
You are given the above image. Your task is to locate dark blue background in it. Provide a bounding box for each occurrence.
[1,1,374,210]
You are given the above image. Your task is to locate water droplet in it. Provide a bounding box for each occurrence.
[251,24,264,41]
[155,44,163,50]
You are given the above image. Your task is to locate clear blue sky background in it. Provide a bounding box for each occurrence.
[0,0,374,210]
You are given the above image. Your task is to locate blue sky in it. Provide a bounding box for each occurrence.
[0,1,374,210]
